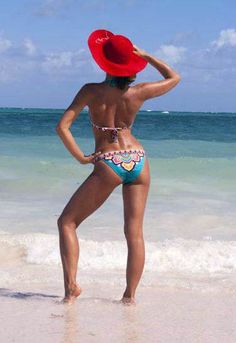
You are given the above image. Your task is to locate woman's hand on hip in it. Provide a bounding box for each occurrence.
[79,151,102,165]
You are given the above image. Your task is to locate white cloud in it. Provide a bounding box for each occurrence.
[23,38,37,56]
[41,49,87,73]
[0,32,92,83]
[211,29,236,49]
[0,57,37,82]
[0,35,12,53]
[155,44,187,64]
[43,51,74,69]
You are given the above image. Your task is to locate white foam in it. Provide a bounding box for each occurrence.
[1,233,236,275]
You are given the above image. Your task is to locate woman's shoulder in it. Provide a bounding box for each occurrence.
[80,82,104,93]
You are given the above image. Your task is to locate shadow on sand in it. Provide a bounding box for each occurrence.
[0,288,60,300]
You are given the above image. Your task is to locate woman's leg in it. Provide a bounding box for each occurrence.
[57,161,122,303]
[121,157,150,304]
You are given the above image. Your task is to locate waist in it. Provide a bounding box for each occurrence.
[94,149,146,162]
[94,132,143,152]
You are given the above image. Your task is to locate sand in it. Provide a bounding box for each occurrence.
[1,282,236,343]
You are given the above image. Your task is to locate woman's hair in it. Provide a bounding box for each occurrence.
[110,75,136,90]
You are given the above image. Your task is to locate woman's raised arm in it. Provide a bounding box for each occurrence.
[133,45,181,101]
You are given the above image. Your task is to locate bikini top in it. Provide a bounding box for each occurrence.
[89,114,133,143]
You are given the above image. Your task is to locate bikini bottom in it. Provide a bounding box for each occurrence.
[94,149,146,184]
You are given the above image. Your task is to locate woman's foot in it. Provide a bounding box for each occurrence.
[62,283,82,304]
[120,296,136,306]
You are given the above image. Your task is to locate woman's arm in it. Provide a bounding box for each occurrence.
[133,45,181,101]
[56,84,101,164]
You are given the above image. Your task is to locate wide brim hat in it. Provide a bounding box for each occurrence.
[88,29,147,77]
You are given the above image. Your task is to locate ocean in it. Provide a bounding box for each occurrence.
[0,108,236,293]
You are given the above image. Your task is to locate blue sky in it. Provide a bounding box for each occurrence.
[0,0,235,112]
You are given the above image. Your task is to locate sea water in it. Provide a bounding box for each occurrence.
[0,108,236,291]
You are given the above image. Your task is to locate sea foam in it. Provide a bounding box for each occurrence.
[1,232,236,275]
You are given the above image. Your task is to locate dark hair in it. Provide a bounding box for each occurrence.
[111,75,136,90]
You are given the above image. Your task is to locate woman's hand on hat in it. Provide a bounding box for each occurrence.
[80,151,102,165]
[133,45,149,59]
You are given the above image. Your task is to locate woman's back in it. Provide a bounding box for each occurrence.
[87,82,143,128]
[86,81,145,152]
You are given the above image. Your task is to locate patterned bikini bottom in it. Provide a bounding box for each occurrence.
[94,149,146,184]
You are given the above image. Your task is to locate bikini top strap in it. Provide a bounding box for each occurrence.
[89,112,132,131]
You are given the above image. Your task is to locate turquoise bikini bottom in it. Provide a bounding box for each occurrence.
[94,149,146,184]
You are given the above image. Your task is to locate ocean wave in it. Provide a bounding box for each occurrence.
[1,232,236,275]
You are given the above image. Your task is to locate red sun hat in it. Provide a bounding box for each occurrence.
[88,29,147,76]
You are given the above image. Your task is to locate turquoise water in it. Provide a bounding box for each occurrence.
[1,108,236,143]
[0,108,236,287]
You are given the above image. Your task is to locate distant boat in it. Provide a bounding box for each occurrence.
[146,109,152,112]
[162,111,169,114]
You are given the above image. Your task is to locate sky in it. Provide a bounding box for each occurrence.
[0,0,235,112]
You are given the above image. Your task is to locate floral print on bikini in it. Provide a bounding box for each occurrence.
[95,150,145,171]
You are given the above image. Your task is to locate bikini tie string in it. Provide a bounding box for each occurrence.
[111,129,119,142]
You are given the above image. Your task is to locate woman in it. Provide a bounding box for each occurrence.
[56,29,181,305]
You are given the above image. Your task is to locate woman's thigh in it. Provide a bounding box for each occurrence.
[122,156,150,238]
[58,161,123,227]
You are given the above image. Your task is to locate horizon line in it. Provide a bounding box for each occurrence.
[0,106,235,114]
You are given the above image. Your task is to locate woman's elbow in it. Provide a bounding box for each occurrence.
[174,74,181,83]
[171,74,181,88]
[55,124,61,133]
[55,124,65,134]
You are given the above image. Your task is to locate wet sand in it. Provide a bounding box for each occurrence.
[1,282,236,343]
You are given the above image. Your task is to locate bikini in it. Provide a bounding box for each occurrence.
[90,114,146,184]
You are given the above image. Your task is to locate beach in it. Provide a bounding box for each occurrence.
[1,108,236,342]
[1,282,236,343]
